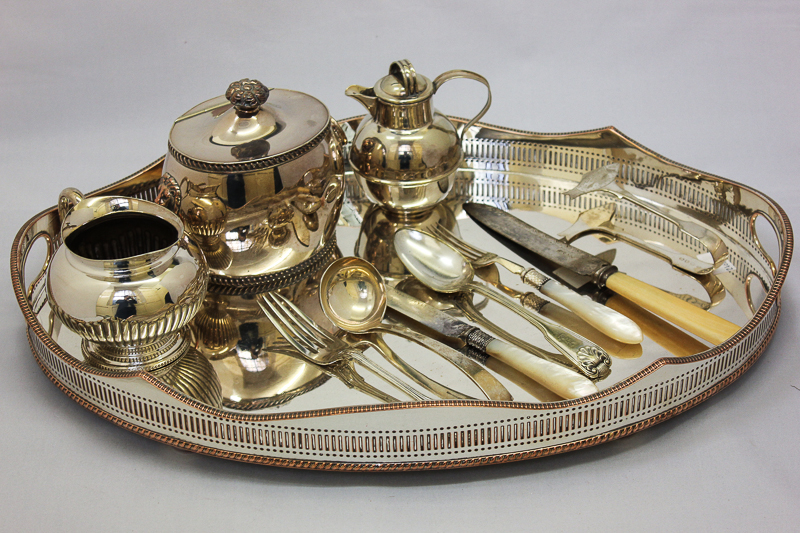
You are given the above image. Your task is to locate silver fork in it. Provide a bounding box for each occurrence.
[257,292,431,403]
[428,225,643,346]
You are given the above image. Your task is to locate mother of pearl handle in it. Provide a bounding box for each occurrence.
[539,279,644,345]
[485,339,599,399]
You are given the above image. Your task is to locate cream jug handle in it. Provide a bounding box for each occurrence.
[432,70,492,138]
[58,187,84,223]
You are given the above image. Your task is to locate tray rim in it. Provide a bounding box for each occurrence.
[11,120,794,470]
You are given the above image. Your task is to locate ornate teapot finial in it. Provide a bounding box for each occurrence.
[225,79,269,116]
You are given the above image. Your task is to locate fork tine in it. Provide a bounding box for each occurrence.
[431,225,482,260]
[257,294,317,355]
[264,293,326,352]
[267,294,329,351]
[277,293,338,345]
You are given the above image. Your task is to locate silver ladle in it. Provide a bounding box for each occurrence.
[394,228,612,381]
[319,257,512,402]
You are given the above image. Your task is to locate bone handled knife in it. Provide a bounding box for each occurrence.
[463,203,740,346]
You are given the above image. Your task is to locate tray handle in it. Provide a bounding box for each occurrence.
[22,231,54,305]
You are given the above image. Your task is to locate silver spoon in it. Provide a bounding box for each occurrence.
[319,257,512,402]
[394,228,612,381]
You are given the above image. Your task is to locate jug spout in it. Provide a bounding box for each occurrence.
[345,85,378,118]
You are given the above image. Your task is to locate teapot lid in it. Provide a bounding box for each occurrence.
[372,60,434,105]
[168,79,330,171]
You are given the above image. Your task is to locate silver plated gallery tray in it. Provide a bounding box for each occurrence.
[11,118,793,471]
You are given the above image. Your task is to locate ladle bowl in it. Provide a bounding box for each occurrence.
[320,257,387,334]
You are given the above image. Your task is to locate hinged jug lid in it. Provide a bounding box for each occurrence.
[372,60,434,105]
[168,79,330,171]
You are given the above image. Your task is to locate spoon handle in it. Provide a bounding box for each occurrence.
[468,282,612,380]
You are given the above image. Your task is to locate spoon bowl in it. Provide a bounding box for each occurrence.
[393,229,474,293]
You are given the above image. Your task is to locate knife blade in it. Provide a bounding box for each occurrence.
[386,286,599,399]
[464,202,740,346]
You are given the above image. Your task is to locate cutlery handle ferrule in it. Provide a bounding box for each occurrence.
[521,268,548,289]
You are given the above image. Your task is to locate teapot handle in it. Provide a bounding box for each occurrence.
[58,187,84,223]
[432,70,492,139]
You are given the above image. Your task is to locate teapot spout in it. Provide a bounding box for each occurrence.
[345,85,378,118]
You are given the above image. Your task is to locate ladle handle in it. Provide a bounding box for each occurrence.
[367,330,474,400]
[432,70,492,138]
[378,323,512,402]
[344,345,431,402]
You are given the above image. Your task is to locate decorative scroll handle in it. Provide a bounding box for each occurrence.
[432,69,492,137]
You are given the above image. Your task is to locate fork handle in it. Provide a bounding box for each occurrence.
[345,349,432,402]
[330,360,402,404]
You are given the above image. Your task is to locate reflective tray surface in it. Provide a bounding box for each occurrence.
[11,118,792,470]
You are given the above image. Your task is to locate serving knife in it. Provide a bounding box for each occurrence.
[463,202,741,346]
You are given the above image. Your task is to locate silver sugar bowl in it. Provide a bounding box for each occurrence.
[47,188,208,372]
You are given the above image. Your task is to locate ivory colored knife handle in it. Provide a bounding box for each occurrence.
[605,272,740,346]
[538,279,643,344]
[484,339,599,399]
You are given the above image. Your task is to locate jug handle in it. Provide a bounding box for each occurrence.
[58,187,84,223]
[432,70,492,139]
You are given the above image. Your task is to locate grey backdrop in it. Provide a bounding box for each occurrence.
[1,1,798,531]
